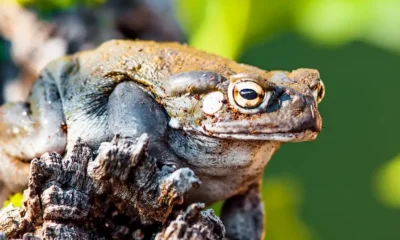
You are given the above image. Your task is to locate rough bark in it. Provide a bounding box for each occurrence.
[0,134,225,240]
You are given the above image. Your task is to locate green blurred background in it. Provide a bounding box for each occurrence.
[1,0,400,239]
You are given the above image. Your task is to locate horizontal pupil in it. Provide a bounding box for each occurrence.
[239,88,258,100]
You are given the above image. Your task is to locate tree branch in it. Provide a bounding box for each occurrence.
[0,134,224,239]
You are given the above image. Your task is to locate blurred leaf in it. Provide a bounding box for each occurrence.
[262,176,316,240]
[294,0,368,45]
[2,192,23,208]
[363,0,400,52]
[174,0,206,37]
[374,154,400,208]
[176,0,400,57]
[176,0,251,59]
[175,0,294,59]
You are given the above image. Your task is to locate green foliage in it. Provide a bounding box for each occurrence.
[175,0,400,59]
[294,0,367,45]
[175,0,293,59]
[2,192,23,208]
[294,0,400,51]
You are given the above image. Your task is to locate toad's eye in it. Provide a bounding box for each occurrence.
[228,80,272,114]
[312,80,325,104]
[233,81,265,108]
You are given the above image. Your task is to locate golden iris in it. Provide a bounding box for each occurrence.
[233,81,265,108]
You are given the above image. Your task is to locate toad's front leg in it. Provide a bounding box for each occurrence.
[107,81,180,168]
[221,183,265,240]
[0,66,67,194]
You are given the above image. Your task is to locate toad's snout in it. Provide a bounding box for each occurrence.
[280,89,323,134]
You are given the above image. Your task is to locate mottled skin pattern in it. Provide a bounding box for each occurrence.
[0,40,324,240]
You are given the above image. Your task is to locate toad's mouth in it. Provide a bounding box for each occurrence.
[208,130,318,142]
[197,118,321,142]
[195,109,322,142]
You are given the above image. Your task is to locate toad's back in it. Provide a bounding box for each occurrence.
[57,40,270,96]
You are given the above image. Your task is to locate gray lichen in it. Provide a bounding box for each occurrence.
[0,134,225,239]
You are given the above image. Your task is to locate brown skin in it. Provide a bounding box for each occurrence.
[0,40,324,240]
